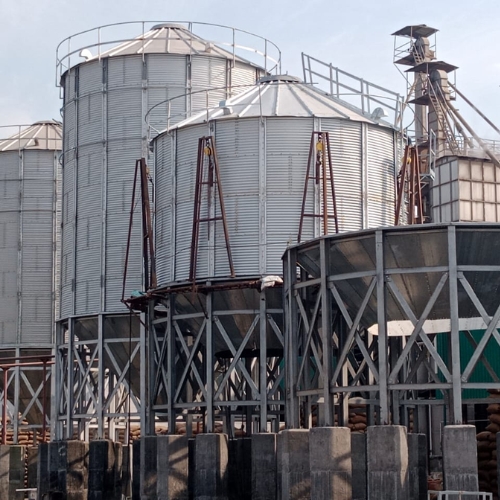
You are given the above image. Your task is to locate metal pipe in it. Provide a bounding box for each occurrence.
[449,82,500,136]
[446,101,500,168]
[2,369,7,445]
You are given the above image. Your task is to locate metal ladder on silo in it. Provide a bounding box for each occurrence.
[190,136,235,282]
[298,131,339,242]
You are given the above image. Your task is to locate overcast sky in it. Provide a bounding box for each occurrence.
[1,0,499,139]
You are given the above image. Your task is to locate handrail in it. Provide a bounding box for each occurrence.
[56,21,281,87]
[301,52,404,130]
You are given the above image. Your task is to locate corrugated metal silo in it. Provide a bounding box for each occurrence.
[155,76,398,285]
[54,22,280,438]
[0,121,61,433]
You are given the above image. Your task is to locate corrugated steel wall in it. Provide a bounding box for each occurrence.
[60,53,263,319]
[155,117,396,285]
[0,149,59,345]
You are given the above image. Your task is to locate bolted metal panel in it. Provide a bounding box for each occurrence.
[20,150,59,344]
[320,119,364,231]
[77,60,102,96]
[214,118,261,277]
[77,91,103,145]
[107,55,144,87]
[366,124,396,228]
[265,117,314,273]
[105,138,143,310]
[230,61,260,91]
[190,56,228,111]
[172,125,204,281]
[154,133,174,285]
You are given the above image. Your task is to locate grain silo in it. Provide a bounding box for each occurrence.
[54,21,280,439]
[0,121,61,441]
[148,75,399,434]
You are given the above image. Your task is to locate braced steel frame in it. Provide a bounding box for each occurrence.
[148,286,285,435]
[284,224,500,428]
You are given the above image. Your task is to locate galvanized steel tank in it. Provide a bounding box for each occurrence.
[57,22,279,318]
[0,121,61,345]
[0,121,61,428]
[154,76,398,286]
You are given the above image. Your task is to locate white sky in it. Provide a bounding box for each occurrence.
[1,0,499,139]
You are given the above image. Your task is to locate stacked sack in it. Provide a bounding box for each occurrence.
[477,396,500,498]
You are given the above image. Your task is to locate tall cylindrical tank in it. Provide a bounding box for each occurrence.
[57,22,278,318]
[0,121,62,429]
[54,22,280,438]
[154,76,398,286]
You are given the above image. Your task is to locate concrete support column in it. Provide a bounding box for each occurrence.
[279,429,310,500]
[37,442,49,498]
[132,440,141,500]
[251,433,277,500]
[141,436,158,500]
[351,433,367,500]
[65,440,89,500]
[9,445,26,500]
[194,433,229,500]
[408,433,428,500]
[228,438,251,500]
[367,425,409,500]
[442,425,478,491]
[89,439,121,500]
[157,435,189,500]
[26,446,38,489]
[310,427,351,500]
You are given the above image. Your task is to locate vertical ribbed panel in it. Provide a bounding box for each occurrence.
[154,134,174,285]
[74,144,102,316]
[265,118,313,273]
[0,151,19,342]
[215,119,260,277]
[105,139,143,310]
[366,125,396,228]
[173,126,203,281]
[191,56,228,111]
[0,148,59,345]
[320,119,363,232]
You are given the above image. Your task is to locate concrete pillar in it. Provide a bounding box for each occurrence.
[89,439,120,500]
[251,433,277,500]
[442,425,478,491]
[141,436,158,500]
[367,425,409,500]
[351,433,367,500]
[309,427,351,500]
[194,433,229,500]
[113,442,124,500]
[0,445,11,499]
[37,442,49,498]
[9,445,26,500]
[48,441,62,493]
[228,438,251,500]
[188,438,196,500]
[26,446,38,489]
[132,440,141,500]
[279,429,310,500]
[408,433,427,500]
[157,435,189,500]
[65,440,89,500]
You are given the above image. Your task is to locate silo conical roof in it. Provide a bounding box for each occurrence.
[168,75,394,130]
[88,23,255,64]
[0,120,62,152]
